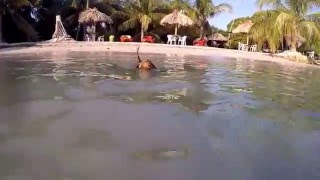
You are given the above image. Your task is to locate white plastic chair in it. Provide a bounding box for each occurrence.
[250,44,257,52]
[86,34,92,41]
[242,44,249,51]
[167,35,177,45]
[178,36,187,46]
[238,42,243,50]
[307,51,315,59]
[97,35,104,42]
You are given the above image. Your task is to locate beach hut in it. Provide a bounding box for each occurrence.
[160,9,194,36]
[78,8,113,41]
[209,33,228,41]
[208,33,228,47]
[232,20,253,44]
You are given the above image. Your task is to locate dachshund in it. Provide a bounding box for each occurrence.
[136,46,156,70]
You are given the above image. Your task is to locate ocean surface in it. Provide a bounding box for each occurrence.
[0,52,320,180]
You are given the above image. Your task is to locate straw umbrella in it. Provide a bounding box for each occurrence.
[160,9,194,36]
[232,20,253,44]
[78,8,113,41]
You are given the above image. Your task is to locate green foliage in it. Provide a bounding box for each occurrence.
[252,0,320,52]
[189,0,232,38]
[226,1,320,53]
[117,0,169,41]
[0,0,234,43]
[211,25,228,36]
[168,0,191,11]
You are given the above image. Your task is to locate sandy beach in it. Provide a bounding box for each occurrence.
[0,41,317,68]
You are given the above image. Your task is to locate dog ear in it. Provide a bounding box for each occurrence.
[149,62,156,69]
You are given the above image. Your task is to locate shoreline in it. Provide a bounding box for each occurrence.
[0,41,318,68]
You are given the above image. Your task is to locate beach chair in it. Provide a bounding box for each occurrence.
[238,42,243,50]
[249,44,257,52]
[142,35,155,43]
[307,51,315,59]
[167,35,177,45]
[178,36,187,46]
[97,36,104,42]
[85,34,92,41]
[120,35,133,42]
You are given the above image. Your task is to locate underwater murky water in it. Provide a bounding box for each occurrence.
[0,52,320,180]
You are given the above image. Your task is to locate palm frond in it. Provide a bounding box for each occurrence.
[298,20,320,42]
[273,11,295,33]
[212,3,232,15]
[118,18,138,31]
[149,12,166,22]
[256,0,286,10]
[305,12,320,22]
[141,14,151,30]
[111,9,127,19]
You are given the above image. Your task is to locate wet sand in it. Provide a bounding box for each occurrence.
[0,41,317,68]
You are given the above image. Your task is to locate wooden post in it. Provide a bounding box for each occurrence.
[93,22,96,41]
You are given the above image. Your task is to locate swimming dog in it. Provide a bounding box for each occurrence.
[136,46,156,70]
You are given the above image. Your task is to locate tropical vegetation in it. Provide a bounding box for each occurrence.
[1,0,320,56]
[189,0,231,38]
[0,0,233,43]
[253,0,320,52]
[227,0,320,54]
[115,0,169,41]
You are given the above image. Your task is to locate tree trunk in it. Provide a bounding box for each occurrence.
[290,28,297,52]
[0,13,3,42]
[93,23,96,41]
[86,0,89,9]
[141,25,144,42]
[199,24,204,38]
[290,37,297,52]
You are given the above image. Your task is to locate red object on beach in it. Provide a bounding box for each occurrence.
[142,36,155,43]
[193,38,207,46]
[120,35,133,42]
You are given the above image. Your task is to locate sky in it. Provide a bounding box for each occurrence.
[208,0,259,30]
[208,0,320,30]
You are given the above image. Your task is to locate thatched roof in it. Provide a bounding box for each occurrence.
[232,20,253,34]
[160,9,194,26]
[78,8,113,24]
[208,33,228,41]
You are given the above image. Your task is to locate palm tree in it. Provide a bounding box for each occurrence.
[117,0,168,41]
[254,0,320,52]
[190,0,231,38]
[169,0,191,10]
[0,0,39,42]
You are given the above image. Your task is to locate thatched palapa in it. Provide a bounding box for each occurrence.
[78,8,113,24]
[208,33,228,41]
[232,20,254,34]
[78,8,112,41]
[232,20,254,44]
[160,9,194,35]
